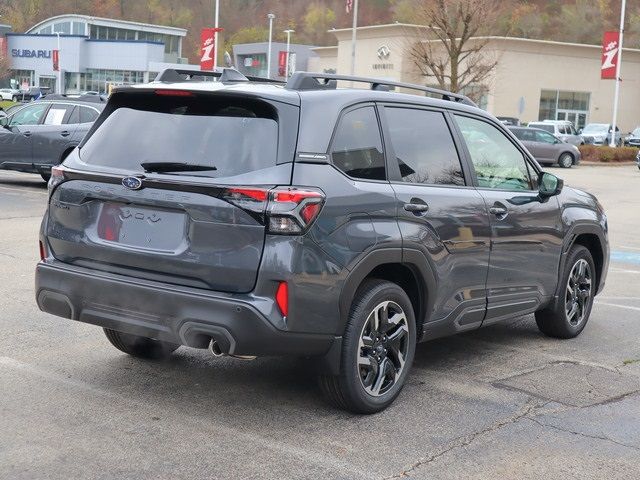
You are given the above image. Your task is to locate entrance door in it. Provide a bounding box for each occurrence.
[39,77,57,95]
[557,110,587,130]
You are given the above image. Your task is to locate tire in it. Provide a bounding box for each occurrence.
[103,328,179,359]
[558,153,573,168]
[40,172,51,182]
[535,245,596,339]
[318,279,417,414]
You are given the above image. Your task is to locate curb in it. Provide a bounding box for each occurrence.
[579,162,637,167]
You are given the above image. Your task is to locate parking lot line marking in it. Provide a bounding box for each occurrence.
[609,267,640,275]
[596,302,640,313]
[0,356,370,478]
[611,251,640,265]
[0,184,48,196]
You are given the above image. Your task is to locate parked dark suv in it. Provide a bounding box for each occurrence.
[0,95,105,181]
[35,70,609,413]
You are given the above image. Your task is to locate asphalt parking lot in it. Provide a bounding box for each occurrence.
[0,165,639,480]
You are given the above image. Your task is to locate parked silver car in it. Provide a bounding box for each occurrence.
[509,126,581,168]
[527,120,584,146]
[0,88,21,102]
[580,123,622,146]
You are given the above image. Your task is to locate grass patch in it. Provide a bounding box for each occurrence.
[578,145,638,163]
[622,359,640,365]
[0,100,18,110]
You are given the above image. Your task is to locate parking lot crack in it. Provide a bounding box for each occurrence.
[384,400,546,479]
[527,417,640,452]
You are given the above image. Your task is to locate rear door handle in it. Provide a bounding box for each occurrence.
[489,205,508,218]
[22,131,32,137]
[404,201,429,215]
[60,131,70,137]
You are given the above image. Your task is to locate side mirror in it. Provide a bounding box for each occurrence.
[0,117,8,128]
[539,172,563,198]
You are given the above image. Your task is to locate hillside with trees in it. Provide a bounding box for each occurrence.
[1,0,638,63]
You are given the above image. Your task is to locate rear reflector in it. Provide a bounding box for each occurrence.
[39,241,46,261]
[276,281,288,317]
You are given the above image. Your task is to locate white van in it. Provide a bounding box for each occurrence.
[528,120,584,146]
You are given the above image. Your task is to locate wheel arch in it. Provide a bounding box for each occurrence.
[562,225,608,295]
[339,248,436,342]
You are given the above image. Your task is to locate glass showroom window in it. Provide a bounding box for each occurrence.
[539,90,590,129]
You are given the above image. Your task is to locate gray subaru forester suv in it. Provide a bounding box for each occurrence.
[36,69,609,413]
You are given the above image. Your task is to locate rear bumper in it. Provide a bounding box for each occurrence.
[35,261,335,357]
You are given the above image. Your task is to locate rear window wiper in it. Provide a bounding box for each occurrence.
[140,162,217,173]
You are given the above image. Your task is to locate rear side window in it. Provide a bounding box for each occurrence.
[331,106,386,181]
[79,106,99,123]
[385,107,464,186]
[79,93,279,178]
[44,103,74,125]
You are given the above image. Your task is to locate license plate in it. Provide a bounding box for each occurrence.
[97,202,187,252]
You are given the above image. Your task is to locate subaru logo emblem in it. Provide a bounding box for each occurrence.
[122,176,143,190]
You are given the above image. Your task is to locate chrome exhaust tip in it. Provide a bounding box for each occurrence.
[208,339,225,357]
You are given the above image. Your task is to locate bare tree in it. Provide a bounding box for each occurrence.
[0,51,11,85]
[408,0,506,99]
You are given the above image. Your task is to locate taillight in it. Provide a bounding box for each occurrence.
[267,187,325,234]
[39,240,46,261]
[221,186,325,235]
[48,165,66,195]
[275,281,288,317]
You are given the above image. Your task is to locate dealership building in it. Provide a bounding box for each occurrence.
[2,14,191,94]
[309,23,640,132]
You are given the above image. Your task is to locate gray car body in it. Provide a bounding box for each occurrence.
[0,99,104,175]
[509,126,582,166]
[35,81,609,374]
[527,121,583,146]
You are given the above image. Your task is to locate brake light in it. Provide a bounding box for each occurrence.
[154,89,195,97]
[39,240,46,261]
[267,187,325,235]
[275,281,288,317]
[221,186,325,235]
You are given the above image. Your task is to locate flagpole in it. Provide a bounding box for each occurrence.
[213,0,220,71]
[350,0,359,76]
[610,0,626,147]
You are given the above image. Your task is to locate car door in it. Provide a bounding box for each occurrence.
[0,103,50,167]
[31,103,78,166]
[516,128,548,162]
[452,114,564,325]
[380,104,491,333]
[533,130,561,163]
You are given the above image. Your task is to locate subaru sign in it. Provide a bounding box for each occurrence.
[11,49,52,59]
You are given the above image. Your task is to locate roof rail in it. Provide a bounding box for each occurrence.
[285,72,477,107]
[155,68,285,85]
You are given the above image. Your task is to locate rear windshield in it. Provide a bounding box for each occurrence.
[79,93,278,178]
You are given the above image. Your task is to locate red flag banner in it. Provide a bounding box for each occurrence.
[346,0,353,13]
[601,31,620,80]
[200,28,223,70]
[52,49,59,72]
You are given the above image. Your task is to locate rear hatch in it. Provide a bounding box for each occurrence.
[45,87,299,293]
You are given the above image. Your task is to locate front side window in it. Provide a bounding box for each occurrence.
[385,107,464,186]
[79,107,99,123]
[331,106,386,181]
[455,115,532,191]
[9,104,48,126]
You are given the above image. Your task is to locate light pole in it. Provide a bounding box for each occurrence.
[267,14,275,79]
[213,0,220,70]
[610,0,626,147]
[284,29,294,79]
[54,31,62,94]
